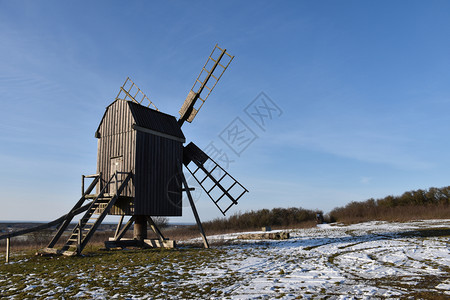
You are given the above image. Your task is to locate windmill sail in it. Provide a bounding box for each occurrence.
[178,44,234,125]
[116,77,158,111]
[183,142,248,215]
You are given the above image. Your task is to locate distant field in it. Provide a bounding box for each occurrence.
[1,219,449,299]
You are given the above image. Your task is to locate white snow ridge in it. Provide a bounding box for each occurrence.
[185,219,450,299]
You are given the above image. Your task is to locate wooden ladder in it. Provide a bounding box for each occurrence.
[43,172,132,256]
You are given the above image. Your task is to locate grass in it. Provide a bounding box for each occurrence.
[0,247,242,299]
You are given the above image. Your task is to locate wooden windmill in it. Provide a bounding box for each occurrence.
[42,44,248,255]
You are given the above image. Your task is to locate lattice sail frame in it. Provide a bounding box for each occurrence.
[116,77,159,111]
[179,44,234,123]
[183,142,248,215]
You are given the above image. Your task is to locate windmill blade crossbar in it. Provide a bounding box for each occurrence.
[179,44,234,124]
[183,142,248,215]
[116,77,158,111]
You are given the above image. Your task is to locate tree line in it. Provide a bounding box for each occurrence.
[202,207,321,232]
[189,186,450,233]
[328,186,450,223]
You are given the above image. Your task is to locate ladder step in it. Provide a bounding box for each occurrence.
[41,248,59,254]
[53,171,131,256]
[62,250,77,256]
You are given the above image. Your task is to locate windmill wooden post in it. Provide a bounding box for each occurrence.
[6,238,10,263]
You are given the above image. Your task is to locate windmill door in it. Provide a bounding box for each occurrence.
[110,156,123,194]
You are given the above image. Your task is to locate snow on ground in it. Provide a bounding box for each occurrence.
[184,219,450,298]
[1,219,449,299]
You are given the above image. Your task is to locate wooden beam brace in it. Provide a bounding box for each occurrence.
[146,216,165,247]
[114,216,135,241]
[131,124,185,143]
[0,202,91,241]
[114,215,125,240]
[180,172,209,249]
[6,238,10,263]
[77,220,82,255]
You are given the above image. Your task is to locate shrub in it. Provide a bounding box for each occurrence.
[329,186,450,224]
[202,207,320,232]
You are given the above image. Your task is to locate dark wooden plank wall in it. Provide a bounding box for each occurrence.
[135,131,183,216]
[96,99,183,216]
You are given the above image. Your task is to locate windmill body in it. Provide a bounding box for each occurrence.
[95,100,185,217]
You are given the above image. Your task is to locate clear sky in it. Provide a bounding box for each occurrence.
[1,1,450,223]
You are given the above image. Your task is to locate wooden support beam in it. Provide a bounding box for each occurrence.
[77,220,82,255]
[6,238,10,263]
[146,216,165,248]
[144,239,175,248]
[114,215,124,240]
[0,201,92,242]
[146,216,165,240]
[105,238,176,249]
[113,216,135,241]
[81,175,85,196]
[180,172,209,249]
[132,124,186,143]
[134,215,147,241]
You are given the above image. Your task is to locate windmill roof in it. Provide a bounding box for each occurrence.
[127,101,185,139]
[95,99,185,140]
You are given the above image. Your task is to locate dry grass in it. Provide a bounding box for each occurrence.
[0,219,319,253]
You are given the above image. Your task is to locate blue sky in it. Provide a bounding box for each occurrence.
[1,1,450,223]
